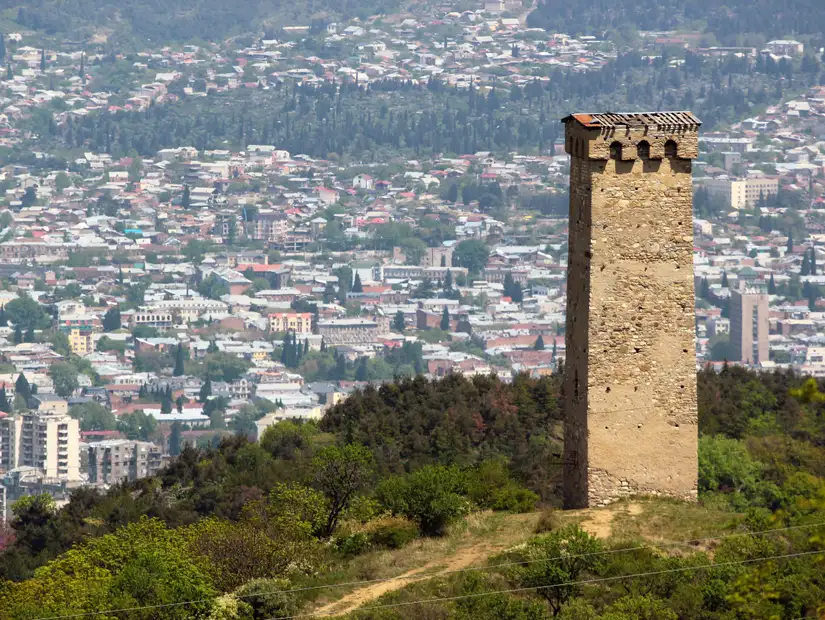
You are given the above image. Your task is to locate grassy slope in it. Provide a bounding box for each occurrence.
[296,499,739,617]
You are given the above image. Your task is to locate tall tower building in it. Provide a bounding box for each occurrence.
[562,112,700,508]
[730,285,769,365]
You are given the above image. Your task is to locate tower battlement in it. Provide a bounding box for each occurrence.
[562,111,700,509]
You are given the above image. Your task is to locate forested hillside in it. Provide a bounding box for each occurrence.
[0,369,825,619]
[528,0,825,43]
[28,48,817,161]
[8,0,401,44]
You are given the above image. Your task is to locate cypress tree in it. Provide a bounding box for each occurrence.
[13,325,21,344]
[811,248,818,276]
[355,357,368,381]
[173,344,186,376]
[5,63,11,81]
[534,334,545,350]
[15,372,30,400]
[169,422,182,456]
[787,231,794,253]
[801,253,811,276]
[721,271,729,287]
[768,273,776,294]
[444,269,453,290]
[0,388,9,413]
[0,35,5,63]
[303,338,309,355]
[0,306,6,327]
[352,273,363,293]
[40,48,46,72]
[161,394,172,414]
[199,378,212,403]
[440,306,450,331]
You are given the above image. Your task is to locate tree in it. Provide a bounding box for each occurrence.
[721,271,729,287]
[160,393,173,414]
[801,252,811,276]
[5,63,10,81]
[48,363,79,398]
[787,231,794,253]
[454,239,489,274]
[352,273,363,293]
[440,306,450,331]
[376,465,469,536]
[392,310,405,332]
[0,34,5,63]
[534,335,545,350]
[312,444,375,537]
[102,308,121,332]
[811,248,818,276]
[39,48,45,72]
[5,294,51,332]
[175,395,184,414]
[181,185,191,210]
[768,273,776,294]
[24,326,34,343]
[199,378,212,403]
[173,344,186,376]
[13,325,22,344]
[500,525,603,616]
[15,372,31,400]
[0,306,6,327]
[169,422,182,455]
[0,388,9,413]
[69,402,116,431]
[443,270,455,292]
[355,357,368,381]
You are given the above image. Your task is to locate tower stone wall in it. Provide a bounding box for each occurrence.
[562,112,700,508]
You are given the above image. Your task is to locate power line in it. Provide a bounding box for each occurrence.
[268,549,825,619]
[32,520,825,620]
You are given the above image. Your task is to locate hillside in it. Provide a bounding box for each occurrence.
[1,369,825,618]
[527,0,825,43]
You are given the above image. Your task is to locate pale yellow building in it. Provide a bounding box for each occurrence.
[268,312,313,334]
[68,328,94,355]
[700,177,779,210]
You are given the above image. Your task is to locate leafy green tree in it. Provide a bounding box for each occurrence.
[392,310,405,332]
[499,525,604,616]
[117,410,157,440]
[454,239,489,274]
[69,402,117,431]
[312,444,375,537]
[376,465,470,536]
[5,294,51,332]
[102,308,121,332]
[48,363,79,398]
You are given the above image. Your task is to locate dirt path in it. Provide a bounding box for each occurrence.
[578,502,644,539]
[314,505,645,617]
[312,542,499,617]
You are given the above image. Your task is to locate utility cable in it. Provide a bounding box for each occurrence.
[267,549,825,619]
[32,520,825,620]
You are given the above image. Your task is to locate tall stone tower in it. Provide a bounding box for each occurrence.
[561,112,700,509]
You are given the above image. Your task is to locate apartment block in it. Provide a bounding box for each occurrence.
[88,439,164,484]
[0,410,80,480]
[700,177,779,210]
[268,312,313,334]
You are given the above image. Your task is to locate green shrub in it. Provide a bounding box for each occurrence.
[376,465,470,536]
[335,532,371,557]
[534,508,562,534]
[465,458,539,513]
[365,517,419,549]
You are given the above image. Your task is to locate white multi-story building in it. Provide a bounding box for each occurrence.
[699,177,779,210]
[0,410,81,480]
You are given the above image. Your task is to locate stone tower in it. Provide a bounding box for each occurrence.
[561,112,700,509]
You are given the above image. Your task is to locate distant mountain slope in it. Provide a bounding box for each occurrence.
[9,0,401,44]
[527,0,824,43]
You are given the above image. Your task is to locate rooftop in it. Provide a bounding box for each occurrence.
[562,111,702,129]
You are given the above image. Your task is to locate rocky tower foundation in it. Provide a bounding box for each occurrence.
[561,112,700,508]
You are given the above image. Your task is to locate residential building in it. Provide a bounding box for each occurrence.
[730,285,770,365]
[765,40,804,56]
[268,312,313,334]
[87,439,164,484]
[700,177,779,210]
[0,410,80,480]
